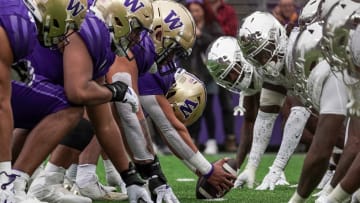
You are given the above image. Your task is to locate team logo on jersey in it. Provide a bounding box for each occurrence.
[67,0,85,17]
[179,99,198,119]
[124,0,145,12]
[164,10,183,30]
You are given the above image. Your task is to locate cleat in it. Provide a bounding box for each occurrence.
[28,171,91,203]
[72,175,127,201]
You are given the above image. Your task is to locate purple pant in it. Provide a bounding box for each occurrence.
[12,74,72,129]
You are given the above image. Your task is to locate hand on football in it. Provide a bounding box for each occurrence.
[207,158,236,192]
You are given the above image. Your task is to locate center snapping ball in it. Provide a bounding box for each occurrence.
[195,158,237,199]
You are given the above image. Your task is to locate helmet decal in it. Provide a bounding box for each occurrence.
[164,10,184,30]
[124,0,145,13]
[179,99,198,119]
[67,0,86,17]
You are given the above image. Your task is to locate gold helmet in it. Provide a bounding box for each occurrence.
[150,0,196,75]
[24,0,87,47]
[166,69,206,126]
[92,0,153,57]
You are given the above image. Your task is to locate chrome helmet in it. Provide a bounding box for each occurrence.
[298,0,322,29]
[318,0,340,20]
[24,0,87,47]
[348,24,360,79]
[238,11,288,77]
[150,0,196,75]
[321,0,360,72]
[292,21,324,106]
[91,0,154,58]
[166,69,206,126]
[206,36,262,96]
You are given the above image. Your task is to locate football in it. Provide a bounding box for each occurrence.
[195,158,238,199]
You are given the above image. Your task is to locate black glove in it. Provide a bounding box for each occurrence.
[104,81,128,102]
[135,156,168,201]
[120,162,146,187]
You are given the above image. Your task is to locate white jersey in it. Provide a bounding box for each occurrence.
[307,60,348,115]
[284,27,301,94]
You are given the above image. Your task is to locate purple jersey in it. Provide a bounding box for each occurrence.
[32,12,115,84]
[11,74,71,129]
[0,0,37,62]
[77,12,115,79]
[131,31,156,76]
[138,71,175,95]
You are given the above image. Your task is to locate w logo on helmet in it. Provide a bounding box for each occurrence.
[67,0,85,17]
[164,10,183,30]
[124,0,145,12]
[179,99,198,118]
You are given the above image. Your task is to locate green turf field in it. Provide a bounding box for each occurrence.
[95,153,318,203]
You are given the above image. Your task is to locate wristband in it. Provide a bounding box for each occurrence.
[188,151,212,175]
[203,164,214,179]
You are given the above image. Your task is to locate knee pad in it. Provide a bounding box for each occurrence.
[60,118,94,151]
[259,88,286,107]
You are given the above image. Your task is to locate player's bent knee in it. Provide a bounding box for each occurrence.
[60,118,94,151]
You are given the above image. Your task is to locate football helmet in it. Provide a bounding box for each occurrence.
[237,11,287,78]
[318,0,340,20]
[298,0,322,29]
[206,36,262,96]
[166,70,206,126]
[91,0,154,58]
[24,0,87,47]
[150,0,196,75]
[292,21,324,106]
[348,24,360,79]
[321,0,360,72]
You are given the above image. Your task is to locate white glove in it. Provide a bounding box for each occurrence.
[153,184,179,203]
[256,167,282,191]
[122,86,140,113]
[316,169,334,190]
[314,184,334,202]
[234,167,256,189]
[0,189,15,203]
[351,188,360,203]
[276,171,290,186]
[106,170,127,194]
[127,185,153,203]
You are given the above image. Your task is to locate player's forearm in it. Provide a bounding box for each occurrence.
[66,80,112,105]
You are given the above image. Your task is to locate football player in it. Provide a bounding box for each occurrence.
[78,1,235,201]
[0,0,38,200]
[139,67,236,194]
[309,3,360,202]
[288,1,359,202]
[233,11,312,189]
[206,34,309,190]
[0,0,89,202]
[11,0,152,202]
